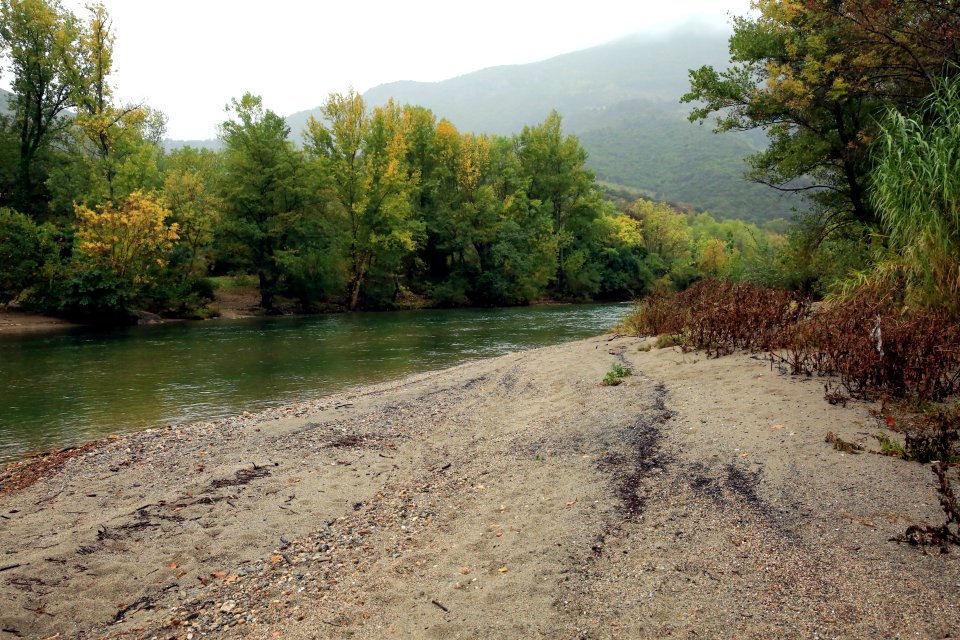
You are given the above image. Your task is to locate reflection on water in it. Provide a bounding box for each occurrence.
[0,304,628,461]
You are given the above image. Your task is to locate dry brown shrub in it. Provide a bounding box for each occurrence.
[777,286,960,401]
[625,280,808,357]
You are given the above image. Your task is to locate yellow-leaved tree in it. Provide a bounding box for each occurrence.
[74,190,179,284]
[305,90,422,310]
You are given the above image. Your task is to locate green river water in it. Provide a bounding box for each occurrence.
[0,304,628,462]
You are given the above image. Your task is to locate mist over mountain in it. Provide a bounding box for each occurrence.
[358,31,726,134]
[0,88,13,116]
[170,28,797,223]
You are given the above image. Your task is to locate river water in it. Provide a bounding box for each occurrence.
[0,304,628,462]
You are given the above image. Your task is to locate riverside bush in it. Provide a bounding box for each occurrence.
[627,280,808,357]
[624,280,960,402]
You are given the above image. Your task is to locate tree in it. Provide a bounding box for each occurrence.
[629,200,691,266]
[305,91,421,310]
[72,2,163,203]
[161,147,221,279]
[218,93,308,311]
[593,212,659,299]
[73,190,178,283]
[0,0,81,215]
[516,111,607,297]
[57,190,179,321]
[696,238,732,279]
[0,206,46,303]
[683,0,960,232]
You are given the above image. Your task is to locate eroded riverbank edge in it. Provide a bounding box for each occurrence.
[1,335,957,639]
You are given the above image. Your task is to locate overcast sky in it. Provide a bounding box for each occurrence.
[7,0,753,139]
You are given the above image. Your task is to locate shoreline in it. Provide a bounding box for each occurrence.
[0,308,80,335]
[0,297,631,337]
[1,336,957,638]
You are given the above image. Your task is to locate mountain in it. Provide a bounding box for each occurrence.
[162,137,223,152]
[359,31,724,134]
[285,29,796,223]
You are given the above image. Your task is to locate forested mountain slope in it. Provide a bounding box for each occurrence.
[286,29,797,223]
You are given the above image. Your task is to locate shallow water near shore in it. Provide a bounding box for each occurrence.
[0,304,627,462]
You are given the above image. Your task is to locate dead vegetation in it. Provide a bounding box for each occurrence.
[0,443,101,496]
[893,462,960,553]
[625,280,960,551]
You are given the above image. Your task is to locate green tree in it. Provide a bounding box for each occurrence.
[161,147,221,279]
[683,0,960,230]
[594,212,659,299]
[425,125,556,305]
[629,200,692,266]
[305,91,422,310]
[516,111,607,297]
[0,0,81,215]
[0,206,46,303]
[219,93,308,311]
[52,2,165,207]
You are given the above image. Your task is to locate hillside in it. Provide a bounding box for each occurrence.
[285,29,797,223]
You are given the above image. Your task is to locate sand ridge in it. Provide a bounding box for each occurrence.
[0,335,957,639]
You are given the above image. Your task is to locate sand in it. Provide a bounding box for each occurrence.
[0,335,957,639]
[0,309,77,335]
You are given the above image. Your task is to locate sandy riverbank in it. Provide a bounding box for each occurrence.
[0,335,957,639]
[0,309,78,335]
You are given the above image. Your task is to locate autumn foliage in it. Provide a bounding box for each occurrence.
[74,190,179,284]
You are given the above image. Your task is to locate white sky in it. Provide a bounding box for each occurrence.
[6,1,753,139]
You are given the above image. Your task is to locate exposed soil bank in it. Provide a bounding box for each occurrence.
[0,336,957,639]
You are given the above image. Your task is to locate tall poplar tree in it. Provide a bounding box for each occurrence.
[0,0,81,215]
[305,91,421,310]
[219,93,307,311]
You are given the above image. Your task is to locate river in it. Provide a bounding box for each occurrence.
[0,304,628,462]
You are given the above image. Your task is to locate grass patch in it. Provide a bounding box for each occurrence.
[874,432,907,458]
[653,334,684,349]
[602,362,633,386]
[209,274,258,292]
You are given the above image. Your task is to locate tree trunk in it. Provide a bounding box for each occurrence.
[347,276,362,311]
[258,271,274,312]
[347,251,369,311]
